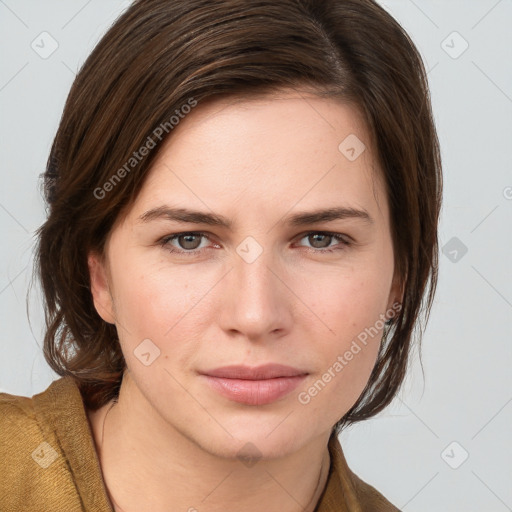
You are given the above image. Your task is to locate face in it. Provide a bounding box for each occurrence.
[89,89,402,460]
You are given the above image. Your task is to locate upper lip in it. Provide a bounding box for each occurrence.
[201,364,308,380]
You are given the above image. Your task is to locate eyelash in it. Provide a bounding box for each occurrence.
[159,231,352,256]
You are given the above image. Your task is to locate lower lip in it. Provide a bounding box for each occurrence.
[201,375,307,406]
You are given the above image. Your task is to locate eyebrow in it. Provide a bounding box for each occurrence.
[137,205,373,228]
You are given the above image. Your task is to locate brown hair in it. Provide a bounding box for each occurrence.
[35,0,442,434]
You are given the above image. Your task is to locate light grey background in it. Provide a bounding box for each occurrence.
[1,1,511,511]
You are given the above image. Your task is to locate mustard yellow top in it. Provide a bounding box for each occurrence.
[0,377,400,511]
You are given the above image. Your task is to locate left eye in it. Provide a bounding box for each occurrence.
[297,232,351,252]
[159,231,351,255]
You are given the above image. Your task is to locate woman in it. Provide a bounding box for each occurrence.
[0,0,441,510]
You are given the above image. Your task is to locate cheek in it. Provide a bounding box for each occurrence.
[304,259,391,343]
[108,253,216,367]
[296,261,390,413]
[107,255,191,340]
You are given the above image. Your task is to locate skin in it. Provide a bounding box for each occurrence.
[87,88,403,512]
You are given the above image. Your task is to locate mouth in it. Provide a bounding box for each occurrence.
[199,364,308,406]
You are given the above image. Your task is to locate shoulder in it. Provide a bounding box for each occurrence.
[326,434,402,511]
[0,388,46,472]
[0,379,88,511]
[0,378,78,458]
[349,470,402,511]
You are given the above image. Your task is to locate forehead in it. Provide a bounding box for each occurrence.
[126,90,387,226]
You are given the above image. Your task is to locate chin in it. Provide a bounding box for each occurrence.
[197,414,314,461]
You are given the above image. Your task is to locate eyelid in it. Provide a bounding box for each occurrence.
[294,231,353,251]
[159,230,353,255]
[297,231,354,245]
[159,231,215,250]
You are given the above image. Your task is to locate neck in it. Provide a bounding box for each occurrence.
[88,372,332,512]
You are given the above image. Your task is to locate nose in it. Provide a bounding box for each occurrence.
[217,246,293,342]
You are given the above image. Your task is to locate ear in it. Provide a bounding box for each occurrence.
[88,251,116,324]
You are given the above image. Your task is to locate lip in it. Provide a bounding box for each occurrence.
[202,364,307,380]
[200,364,308,406]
